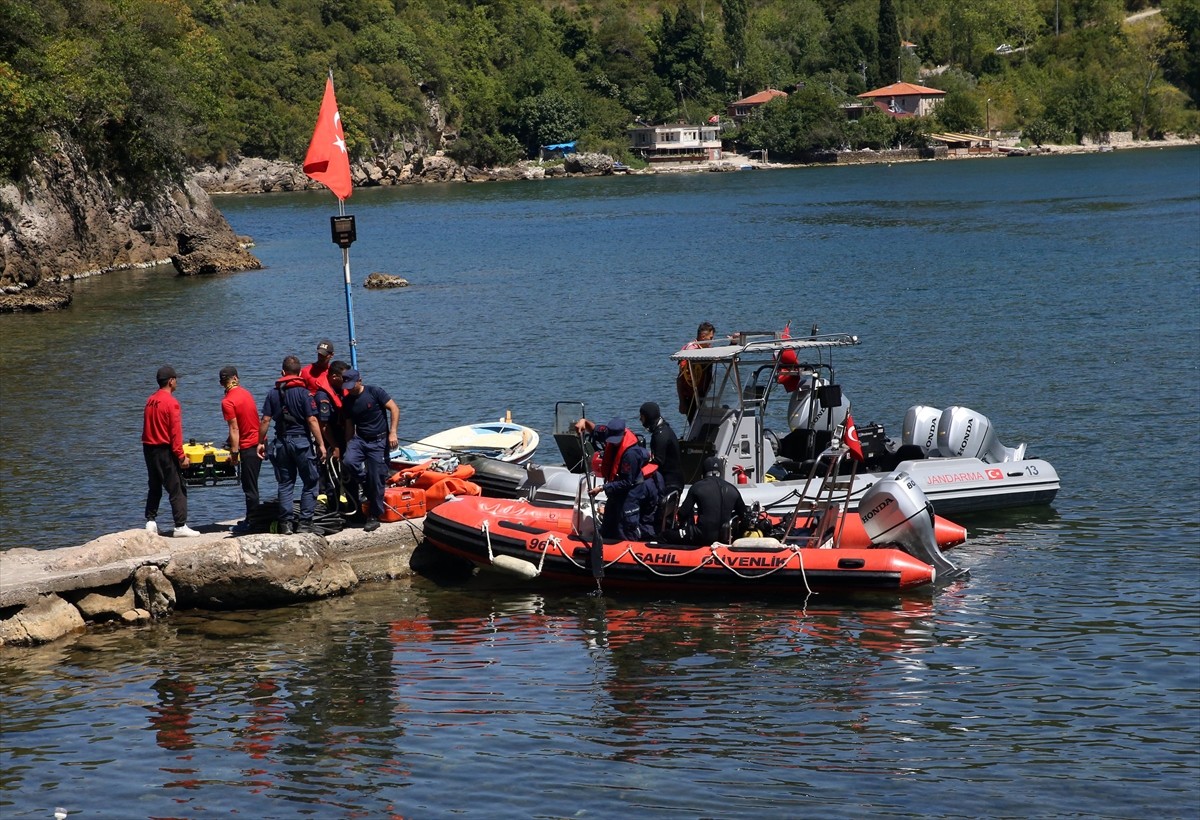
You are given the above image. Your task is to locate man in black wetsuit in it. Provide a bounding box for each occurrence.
[639,401,684,499]
[676,456,748,544]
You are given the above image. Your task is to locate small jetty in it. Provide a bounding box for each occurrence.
[0,520,425,647]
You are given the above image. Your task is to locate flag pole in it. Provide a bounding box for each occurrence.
[339,199,358,369]
[304,70,358,368]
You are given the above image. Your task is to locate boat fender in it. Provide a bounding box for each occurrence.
[730,536,785,550]
[489,554,541,580]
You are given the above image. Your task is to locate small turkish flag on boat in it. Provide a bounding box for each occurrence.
[844,413,865,462]
[303,76,353,200]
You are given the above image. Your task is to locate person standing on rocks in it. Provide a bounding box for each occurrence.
[219,366,262,533]
[340,368,400,532]
[258,356,326,535]
[142,365,200,537]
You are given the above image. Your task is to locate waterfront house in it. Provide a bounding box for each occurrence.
[857,82,946,117]
[629,123,722,164]
[727,88,788,122]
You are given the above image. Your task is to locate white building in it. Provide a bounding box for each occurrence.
[629,123,722,163]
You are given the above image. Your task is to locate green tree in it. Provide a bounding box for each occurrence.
[722,0,749,95]
[517,90,583,155]
[877,0,901,83]
[1162,0,1200,106]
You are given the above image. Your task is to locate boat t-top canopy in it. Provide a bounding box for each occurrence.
[670,332,860,363]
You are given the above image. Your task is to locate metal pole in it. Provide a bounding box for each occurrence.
[337,199,358,369]
[342,245,357,368]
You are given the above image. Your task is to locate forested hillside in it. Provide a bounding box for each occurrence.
[2,0,1198,180]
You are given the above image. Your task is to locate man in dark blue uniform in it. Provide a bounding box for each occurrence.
[258,355,327,534]
[340,369,400,532]
[577,417,661,540]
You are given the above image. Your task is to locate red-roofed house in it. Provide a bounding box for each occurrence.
[727,88,788,121]
[857,82,945,117]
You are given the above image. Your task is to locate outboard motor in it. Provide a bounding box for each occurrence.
[858,472,962,579]
[786,376,850,433]
[901,405,942,456]
[935,406,1027,463]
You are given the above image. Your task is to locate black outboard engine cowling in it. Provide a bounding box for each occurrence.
[858,472,962,579]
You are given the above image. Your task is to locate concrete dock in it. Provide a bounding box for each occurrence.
[0,517,426,647]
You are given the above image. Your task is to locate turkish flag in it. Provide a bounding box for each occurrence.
[844,413,865,462]
[303,77,353,200]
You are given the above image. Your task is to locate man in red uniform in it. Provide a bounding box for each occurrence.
[300,340,340,410]
[219,366,262,533]
[143,365,200,537]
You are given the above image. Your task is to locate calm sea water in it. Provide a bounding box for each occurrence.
[1,149,1198,817]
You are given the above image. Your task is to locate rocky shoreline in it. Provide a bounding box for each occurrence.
[0,518,431,647]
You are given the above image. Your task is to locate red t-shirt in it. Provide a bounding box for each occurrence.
[143,388,184,460]
[301,361,341,408]
[221,385,260,450]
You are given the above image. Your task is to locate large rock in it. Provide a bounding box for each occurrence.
[164,534,358,608]
[133,565,176,619]
[0,594,86,646]
[192,157,311,194]
[363,272,409,289]
[68,583,136,622]
[564,152,616,175]
[0,133,261,311]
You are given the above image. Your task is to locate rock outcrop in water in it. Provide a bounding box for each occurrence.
[0,523,424,646]
[0,134,262,313]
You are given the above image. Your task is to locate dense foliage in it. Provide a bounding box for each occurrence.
[1,0,1197,180]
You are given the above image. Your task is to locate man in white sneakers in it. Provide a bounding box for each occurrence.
[142,365,200,537]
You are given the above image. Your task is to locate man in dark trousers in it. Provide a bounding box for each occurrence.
[575,417,660,540]
[340,368,400,532]
[258,355,326,534]
[219,366,262,533]
[142,365,200,537]
[677,456,748,544]
[639,401,683,498]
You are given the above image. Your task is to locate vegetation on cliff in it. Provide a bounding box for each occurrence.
[1,0,1198,178]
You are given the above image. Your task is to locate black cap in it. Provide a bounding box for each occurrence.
[218,366,238,384]
[156,365,178,386]
[317,340,334,355]
[702,456,721,474]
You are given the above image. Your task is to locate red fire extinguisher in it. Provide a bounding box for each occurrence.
[732,465,749,485]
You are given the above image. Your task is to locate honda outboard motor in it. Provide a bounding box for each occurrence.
[901,405,942,456]
[858,472,962,579]
[786,376,849,433]
[935,406,1027,463]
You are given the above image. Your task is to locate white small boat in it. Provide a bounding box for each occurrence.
[390,418,540,465]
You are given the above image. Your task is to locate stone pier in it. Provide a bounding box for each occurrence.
[0,519,426,647]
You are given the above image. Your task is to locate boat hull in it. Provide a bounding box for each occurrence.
[423,496,938,594]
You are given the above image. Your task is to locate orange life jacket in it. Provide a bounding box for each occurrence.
[601,428,658,482]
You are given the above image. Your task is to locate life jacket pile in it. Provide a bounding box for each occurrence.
[387,460,482,510]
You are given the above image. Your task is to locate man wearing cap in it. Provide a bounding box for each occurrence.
[639,401,683,497]
[142,365,200,537]
[218,366,262,532]
[676,456,748,544]
[301,340,340,409]
[574,416,660,540]
[340,369,400,533]
[258,355,327,535]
